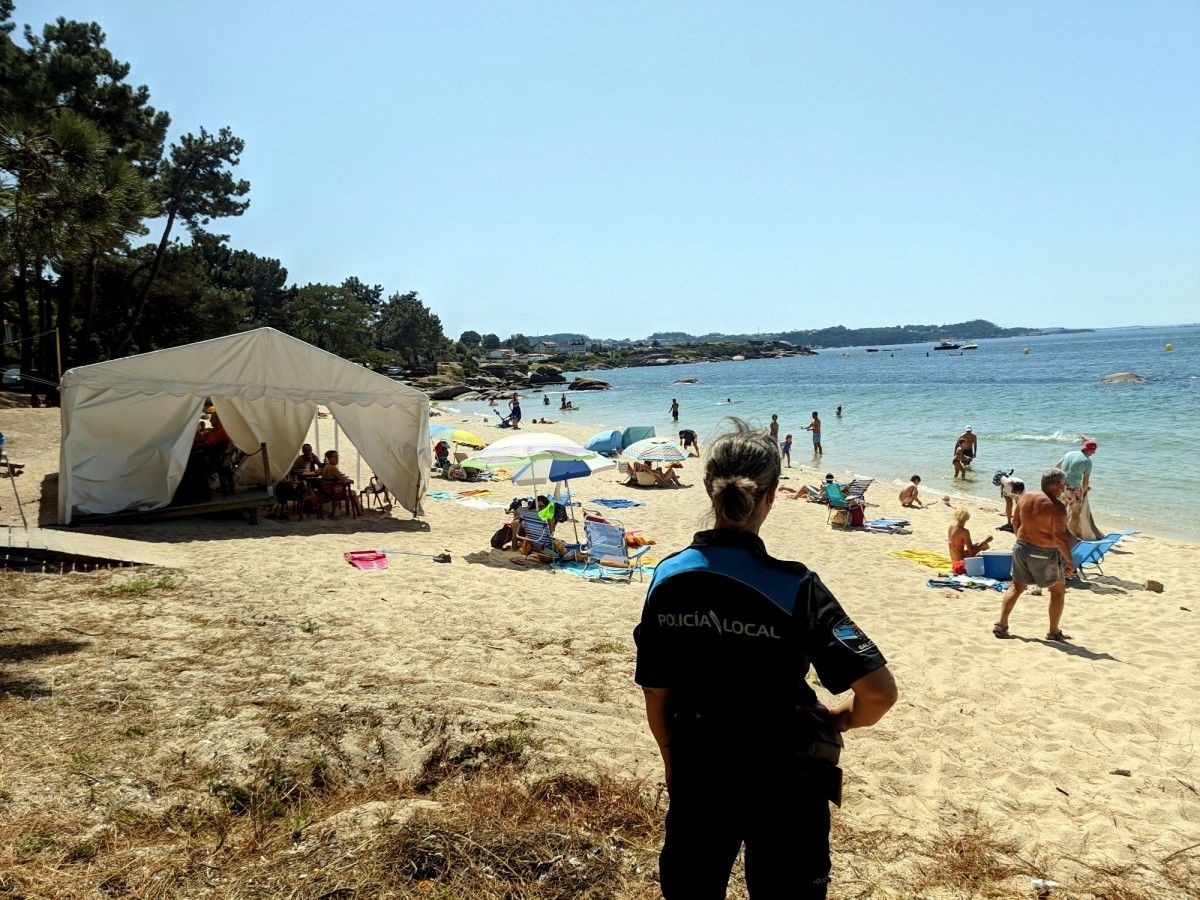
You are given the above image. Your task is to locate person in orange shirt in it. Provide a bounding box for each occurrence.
[993,468,1076,642]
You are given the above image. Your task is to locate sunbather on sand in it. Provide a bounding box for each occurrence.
[947,508,992,562]
[632,460,683,486]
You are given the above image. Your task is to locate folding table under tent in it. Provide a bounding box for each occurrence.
[57,327,430,524]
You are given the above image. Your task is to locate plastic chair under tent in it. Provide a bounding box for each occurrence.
[359,476,392,510]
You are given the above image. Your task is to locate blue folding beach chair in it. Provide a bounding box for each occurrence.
[515,508,561,560]
[582,514,652,582]
[1070,532,1126,578]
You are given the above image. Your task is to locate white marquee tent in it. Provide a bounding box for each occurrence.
[58,328,430,524]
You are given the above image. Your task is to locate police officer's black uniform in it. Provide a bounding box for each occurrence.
[634,528,887,899]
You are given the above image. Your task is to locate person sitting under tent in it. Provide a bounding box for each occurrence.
[322,450,362,514]
[294,443,321,472]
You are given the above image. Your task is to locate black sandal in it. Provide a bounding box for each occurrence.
[992,623,1010,638]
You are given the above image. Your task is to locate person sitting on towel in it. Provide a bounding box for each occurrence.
[947,508,992,572]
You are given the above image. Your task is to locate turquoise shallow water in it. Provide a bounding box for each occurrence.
[451,325,1200,541]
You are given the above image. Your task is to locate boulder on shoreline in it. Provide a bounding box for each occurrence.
[568,376,609,391]
[426,383,473,400]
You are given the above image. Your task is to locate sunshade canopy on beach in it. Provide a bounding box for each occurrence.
[511,454,615,486]
[621,438,688,462]
[429,425,486,449]
[57,327,431,523]
[460,432,591,470]
[585,429,623,455]
[620,425,656,449]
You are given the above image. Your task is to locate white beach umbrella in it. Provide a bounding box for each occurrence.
[621,437,688,463]
[510,454,616,486]
[461,432,592,469]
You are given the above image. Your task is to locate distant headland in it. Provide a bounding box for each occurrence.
[415,320,1092,401]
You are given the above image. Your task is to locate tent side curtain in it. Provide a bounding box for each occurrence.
[328,400,430,516]
[59,386,205,524]
[215,396,318,484]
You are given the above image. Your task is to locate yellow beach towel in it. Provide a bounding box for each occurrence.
[887,549,953,571]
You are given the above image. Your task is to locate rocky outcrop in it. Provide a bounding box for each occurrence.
[528,364,567,385]
[1102,372,1144,384]
[427,383,474,400]
[568,376,609,391]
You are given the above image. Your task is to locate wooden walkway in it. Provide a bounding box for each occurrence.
[1,526,186,572]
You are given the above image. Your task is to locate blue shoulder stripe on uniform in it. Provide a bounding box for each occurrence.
[648,546,801,615]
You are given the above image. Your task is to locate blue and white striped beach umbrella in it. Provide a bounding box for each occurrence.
[620,438,688,463]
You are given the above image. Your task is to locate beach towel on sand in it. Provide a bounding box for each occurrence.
[887,548,953,570]
[345,550,388,570]
[591,498,646,509]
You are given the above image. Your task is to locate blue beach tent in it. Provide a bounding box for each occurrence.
[585,429,623,455]
[620,425,656,449]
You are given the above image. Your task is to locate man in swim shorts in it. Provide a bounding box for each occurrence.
[805,411,822,454]
[993,468,1076,642]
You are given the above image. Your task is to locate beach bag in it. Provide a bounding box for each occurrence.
[490,523,513,549]
[849,505,865,527]
[830,509,851,528]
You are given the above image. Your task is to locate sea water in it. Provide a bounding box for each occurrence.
[451,325,1200,541]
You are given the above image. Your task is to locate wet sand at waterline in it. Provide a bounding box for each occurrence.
[1,406,1198,896]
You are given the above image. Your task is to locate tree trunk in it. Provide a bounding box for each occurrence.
[12,267,33,380]
[80,249,100,365]
[114,205,177,355]
[56,260,77,371]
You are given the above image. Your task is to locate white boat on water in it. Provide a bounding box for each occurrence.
[962,342,979,350]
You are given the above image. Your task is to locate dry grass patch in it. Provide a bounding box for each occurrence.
[1,569,1195,898]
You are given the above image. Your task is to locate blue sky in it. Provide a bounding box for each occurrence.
[21,1,1200,337]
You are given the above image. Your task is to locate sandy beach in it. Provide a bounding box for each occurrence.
[2,405,1198,897]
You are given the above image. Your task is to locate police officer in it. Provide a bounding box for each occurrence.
[635,419,898,899]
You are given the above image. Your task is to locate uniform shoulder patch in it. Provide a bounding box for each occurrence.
[831,617,876,655]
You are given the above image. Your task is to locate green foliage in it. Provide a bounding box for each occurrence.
[458,329,481,347]
[281,283,374,358]
[481,333,500,350]
[506,333,530,352]
[376,290,449,365]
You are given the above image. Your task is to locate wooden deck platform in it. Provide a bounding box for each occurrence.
[72,489,273,526]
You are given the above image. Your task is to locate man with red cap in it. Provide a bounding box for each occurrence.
[1058,439,1097,537]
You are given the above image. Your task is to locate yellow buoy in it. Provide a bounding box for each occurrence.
[1165,342,1174,352]
[1023,348,1030,355]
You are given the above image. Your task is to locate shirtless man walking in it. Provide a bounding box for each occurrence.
[993,468,1076,642]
